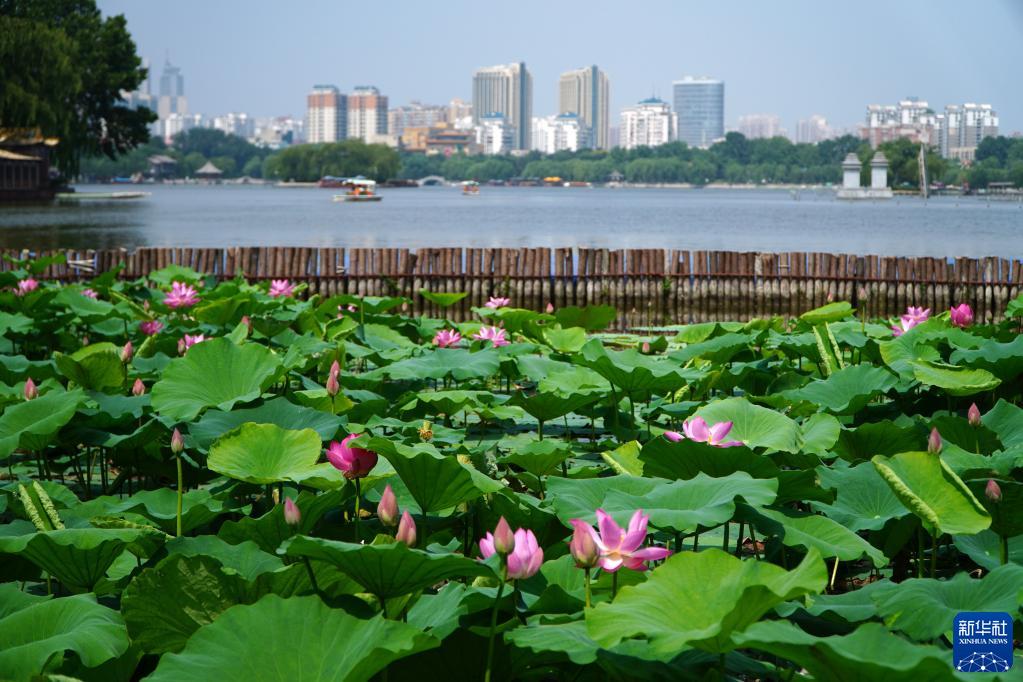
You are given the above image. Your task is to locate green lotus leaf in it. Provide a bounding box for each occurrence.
[54,343,125,391]
[208,423,323,485]
[502,439,574,477]
[367,347,500,381]
[950,335,1023,382]
[738,504,888,567]
[670,332,756,365]
[695,397,802,452]
[151,338,283,421]
[872,451,991,535]
[217,490,344,554]
[600,439,643,475]
[0,592,129,680]
[953,531,1023,570]
[813,461,909,531]
[833,419,923,463]
[982,399,1023,449]
[282,535,492,600]
[403,390,502,416]
[63,487,236,535]
[909,360,1001,397]
[781,364,898,415]
[188,397,343,450]
[586,548,826,655]
[778,578,897,623]
[505,620,600,665]
[164,535,284,581]
[0,387,85,460]
[366,437,503,513]
[553,305,617,331]
[801,413,842,455]
[799,301,854,324]
[543,325,588,353]
[577,339,702,393]
[546,475,660,525]
[639,435,779,480]
[419,289,468,307]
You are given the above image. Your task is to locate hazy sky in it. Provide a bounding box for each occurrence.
[98,0,1023,133]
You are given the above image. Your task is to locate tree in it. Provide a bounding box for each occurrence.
[0,0,155,177]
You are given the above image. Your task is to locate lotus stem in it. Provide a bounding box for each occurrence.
[302,556,322,597]
[175,455,183,537]
[537,419,544,441]
[722,522,730,551]
[611,570,618,600]
[829,557,839,590]
[1000,534,1009,565]
[354,478,362,542]
[584,568,591,609]
[931,532,938,578]
[735,522,744,557]
[483,578,506,682]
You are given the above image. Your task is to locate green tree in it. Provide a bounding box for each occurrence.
[0,0,156,176]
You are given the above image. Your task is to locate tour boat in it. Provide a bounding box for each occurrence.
[332,178,382,202]
[462,181,480,195]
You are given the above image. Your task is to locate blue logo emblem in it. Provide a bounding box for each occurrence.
[954,612,1013,673]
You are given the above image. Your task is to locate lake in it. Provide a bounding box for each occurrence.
[1,184,1020,257]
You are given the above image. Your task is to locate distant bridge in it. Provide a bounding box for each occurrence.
[417,175,447,186]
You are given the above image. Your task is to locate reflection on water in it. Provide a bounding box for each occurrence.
[0,184,1020,257]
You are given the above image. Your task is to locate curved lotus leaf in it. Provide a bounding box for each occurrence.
[577,339,702,393]
[953,531,1023,570]
[553,305,616,331]
[738,504,888,567]
[505,620,600,665]
[833,420,923,462]
[64,487,236,535]
[188,397,343,451]
[950,335,1023,382]
[502,440,574,477]
[403,390,503,416]
[208,423,322,485]
[368,347,500,382]
[586,548,826,655]
[217,490,344,554]
[801,413,841,455]
[813,461,909,532]
[781,364,898,415]
[419,289,468,307]
[982,399,1023,449]
[511,390,601,424]
[54,343,125,391]
[151,338,282,421]
[546,475,660,525]
[600,440,643,476]
[669,332,756,365]
[148,594,437,682]
[0,592,129,680]
[695,397,802,452]
[872,451,991,536]
[799,301,854,324]
[366,437,502,513]
[282,535,492,600]
[543,325,588,353]
[0,388,84,460]
[639,436,779,480]
[0,527,157,593]
[165,536,284,581]
[909,360,1001,397]
[873,564,1023,641]
[732,620,970,682]
[776,578,897,624]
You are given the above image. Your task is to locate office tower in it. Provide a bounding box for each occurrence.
[559,65,610,149]
[472,62,532,150]
[306,85,346,143]
[672,76,724,148]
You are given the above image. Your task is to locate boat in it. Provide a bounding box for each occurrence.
[461,180,480,195]
[56,191,150,201]
[332,178,382,202]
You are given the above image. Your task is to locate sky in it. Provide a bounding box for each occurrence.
[97,0,1023,133]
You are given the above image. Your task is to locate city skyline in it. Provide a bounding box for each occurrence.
[95,0,1023,133]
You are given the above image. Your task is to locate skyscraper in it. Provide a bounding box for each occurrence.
[306,85,347,143]
[620,98,676,150]
[737,114,783,140]
[472,62,532,150]
[559,66,610,149]
[672,76,724,148]
[156,59,187,121]
[347,86,389,142]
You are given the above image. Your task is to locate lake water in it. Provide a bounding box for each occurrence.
[0,184,1020,257]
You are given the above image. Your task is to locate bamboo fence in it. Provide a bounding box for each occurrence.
[3,246,1021,327]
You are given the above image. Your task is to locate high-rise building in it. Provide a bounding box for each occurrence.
[475,114,516,155]
[388,101,447,138]
[861,98,936,148]
[737,114,783,140]
[212,112,254,140]
[672,76,724,148]
[156,60,188,130]
[306,85,346,144]
[532,114,585,154]
[447,98,473,125]
[795,115,832,144]
[347,86,388,142]
[559,65,610,149]
[472,62,532,150]
[937,103,998,161]
[620,98,676,150]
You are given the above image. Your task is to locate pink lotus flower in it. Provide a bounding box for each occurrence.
[171,428,185,454]
[545,302,555,313]
[140,320,164,336]
[576,509,671,572]
[664,431,683,442]
[284,497,301,526]
[120,341,133,363]
[81,288,98,299]
[326,434,378,479]
[950,303,973,328]
[178,334,206,354]
[485,296,511,309]
[23,377,38,400]
[985,480,1002,502]
[15,278,38,296]
[506,528,543,579]
[905,306,931,324]
[377,484,398,527]
[569,519,600,568]
[892,306,931,336]
[678,416,743,447]
[132,378,146,396]
[473,325,509,347]
[433,329,462,348]
[164,281,199,309]
[928,427,942,454]
[396,510,417,547]
[268,279,295,298]
[968,403,981,427]
[480,517,516,558]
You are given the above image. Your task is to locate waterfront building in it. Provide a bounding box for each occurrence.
[348,86,389,143]
[162,113,202,143]
[620,98,676,150]
[388,102,448,137]
[156,60,188,122]
[737,114,783,140]
[475,114,516,155]
[472,62,532,150]
[672,76,724,148]
[861,97,936,148]
[447,98,473,125]
[936,103,998,161]
[532,114,586,154]
[795,115,832,144]
[212,112,254,139]
[306,85,347,144]
[559,65,610,149]
[426,127,476,156]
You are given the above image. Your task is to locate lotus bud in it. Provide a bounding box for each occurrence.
[569,519,599,568]
[171,428,185,454]
[121,341,133,363]
[325,372,340,397]
[664,430,683,442]
[396,510,417,547]
[329,359,341,378]
[985,479,1002,503]
[82,335,90,346]
[546,302,554,313]
[418,420,433,442]
[23,377,38,401]
[641,341,651,354]
[377,484,398,527]
[132,378,146,396]
[493,517,515,556]
[968,403,981,427]
[177,337,186,356]
[284,497,301,526]
[927,427,942,454]
[240,315,252,331]
[827,291,834,302]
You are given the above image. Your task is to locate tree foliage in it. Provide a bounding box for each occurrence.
[262,140,400,183]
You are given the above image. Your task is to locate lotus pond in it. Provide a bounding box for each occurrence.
[2,260,1023,681]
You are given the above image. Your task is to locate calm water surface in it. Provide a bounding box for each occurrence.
[0,184,1020,257]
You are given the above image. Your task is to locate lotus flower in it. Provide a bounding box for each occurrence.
[506,528,544,579]
[480,517,516,558]
[81,288,98,299]
[433,329,462,348]
[23,377,37,400]
[377,484,398,527]
[950,303,973,328]
[15,278,38,296]
[132,378,146,396]
[268,279,295,298]
[968,403,981,427]
[569,518,600,568]
[546,302,555,313]
[284,497,301,526]
[928,427,942,454]
[679,416,743,447]
[120,341,133,363]
[473,325,509,347]
[178,334,206,354]
[171,428,185,454]
[576,509,671,572]
[326,434,378,479]
[140,320,164,336]
[485,296,511,309]
[396,510,417,547]
[891,306,931,336]
[164,281,199,309]
[664,430,683,442]
[985,479,1002,502]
